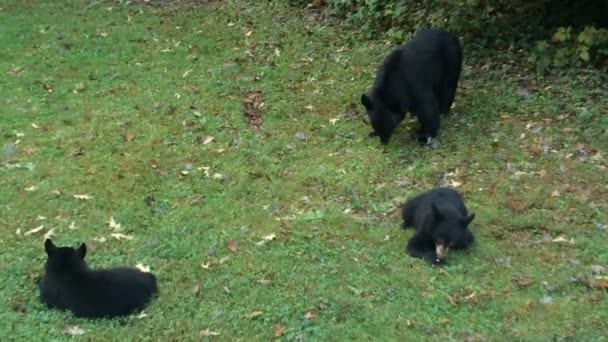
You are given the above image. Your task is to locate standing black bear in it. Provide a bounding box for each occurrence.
[361,28,463,145]
[39,239,158,319]
[402,188,474,265]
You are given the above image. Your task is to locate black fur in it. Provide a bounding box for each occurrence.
[361,28,463,145]
[402,188,474,265]
[39,239,158,319]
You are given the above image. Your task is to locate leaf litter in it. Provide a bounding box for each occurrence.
[243,90,264,129]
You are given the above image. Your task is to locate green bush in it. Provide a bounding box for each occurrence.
[279,0,608,72]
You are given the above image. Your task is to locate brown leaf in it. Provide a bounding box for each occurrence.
[227,239,238,253]
[272,324,285,338]
[123,133,135,142]
[514,275,535,288]
[243,90,264,129]
[245,310,263,319]
[591,278,608,288]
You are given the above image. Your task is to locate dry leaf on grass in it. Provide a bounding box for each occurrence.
[73,194,93,200]
[245,310,263,319]
[135,263,151,273]
[25,185,37,192]
[514,276,535,288]
[107,216,122,230]
[200,328,220,337]
[304,310,318,319]
[243,91,264,129]
[24,225,44,236]
[43,228,55,241]
[68,221,77,230]
[256,233,277,246]
[202,136,215,145]
[65,326,85,336]
[552,236,575,245]
[272,324,285,337]
[591,278,608,289]
[227,239,238,253]
[111,233,133,240]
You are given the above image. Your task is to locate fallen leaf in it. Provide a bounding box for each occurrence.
[212,173,224,180]
[591,278,608,288]
[272,324,285,337]
[227,239,238,253]
[75,81,85,92]
[107,216,122,230]
[137,311,148,319]
[25,185,37,192]
[304,105,314,111]
[514,276,535,288]
[329,118,339,125]
[135,263,151,273]
[43,228,55,241]
[65,326,85,336]
[24,225,44,236]
[201,262,211,270]
[93,237,107,243]
[552,236,575,245]
[245,310,263,319]
[551,190,560,197]
[110,233,133,240]
[123,133,135,142]
[68,221,77,230]
[202,136,215,145]
[257,278,272,285]
[200,328,220,337]
[304,310,318,319]
[243,91,264,129]
[73,194,93,200]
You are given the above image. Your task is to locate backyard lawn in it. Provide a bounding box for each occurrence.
[1,0,607,340]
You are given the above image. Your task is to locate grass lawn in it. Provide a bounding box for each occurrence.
[1,0,607,340]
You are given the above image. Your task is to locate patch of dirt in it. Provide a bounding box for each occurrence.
[243,90,264,129]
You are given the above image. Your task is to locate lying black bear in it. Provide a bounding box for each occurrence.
[39,239,158,319]
[402,187,474,265]
[361,28,463,145]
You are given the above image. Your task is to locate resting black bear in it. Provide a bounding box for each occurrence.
[361,28,463,145]
[402,188,474,265]
[39,239,158,319]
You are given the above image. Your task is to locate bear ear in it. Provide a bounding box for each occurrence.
[361,94,373,110]
[431,204,443,221]
[76,243,87,259]
[44,239,57,255]
[463,213,475,225]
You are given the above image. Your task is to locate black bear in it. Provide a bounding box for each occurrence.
[39,239,158,319]
[402,188,474,265]
[361,28,463,145]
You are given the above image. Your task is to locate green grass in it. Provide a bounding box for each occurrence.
[1,0,607,340]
